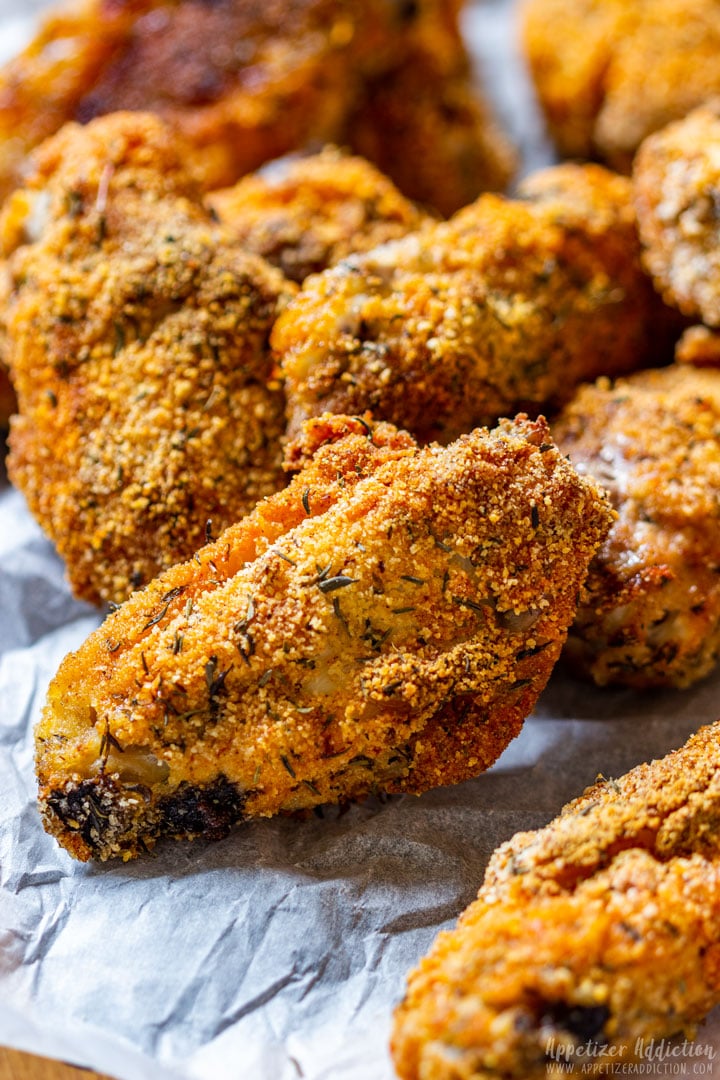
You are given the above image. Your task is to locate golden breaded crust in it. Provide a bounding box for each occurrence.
[523,0,720,172]
[2,112,294,606]
[35,415,612,861]
[273,162,679,444]
[0,0,358,198]
[0,0,512,209]
[393,721,720,1080]
[634,102,720,328]
[207,148,428,285]
[554,364,720,688]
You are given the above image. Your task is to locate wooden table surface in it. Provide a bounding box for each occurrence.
[0,1048,113,1080]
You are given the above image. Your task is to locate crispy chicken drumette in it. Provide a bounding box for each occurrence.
[634,101,720,329]
[522,0,720,173]
[0,0,513,209]
[393,721,720,1080]
[1,112,294,606]
[273,163,680,444]
[554,363,720,689]
[35,414,612,862]
[207,148,429,285]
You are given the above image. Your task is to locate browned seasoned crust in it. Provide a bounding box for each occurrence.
[634,101,720,328]
[273,162,681,444]
[0,0,357,198]
[1,112,295,606]
[554,363,720,689]
[0,0,513,210]
[522,0,720,172]
[207,148,429,285]
[35,414,612,861]
[392,721,720,1080]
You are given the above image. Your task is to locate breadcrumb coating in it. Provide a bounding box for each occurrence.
[634,102,720,328]
[0,0,512,210]
[207,148,428,285]
[273,162,679,444]
[522,0,720,172]
[554,364,720,689]
[0,0,355,198]
[35,414,612,862]
[392,721,720,1080]
[1,112,294,606]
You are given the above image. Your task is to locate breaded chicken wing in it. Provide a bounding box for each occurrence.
[522,0,720,173]
[634,102,720,328]
[1,112,294,607]
[346,41,516,217]
[273,163,679,444]
[207,148,428,285]
[392,721,720,1080]
[554,363,720,689]
[35,414,612,862]
[0,0,512,209]
[0,0,354,199]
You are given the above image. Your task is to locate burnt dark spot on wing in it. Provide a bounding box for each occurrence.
[158,775,246,840]
[541,1001,610,1043]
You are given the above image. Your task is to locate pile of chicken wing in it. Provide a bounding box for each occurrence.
[2,1,720,1075]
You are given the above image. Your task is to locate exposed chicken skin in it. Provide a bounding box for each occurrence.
[273,163,680,444]
[0,0,513,209]
[554,364,720,689]
[207,148,429,285]
[1,112,294,606]
[35,414,612,862]
[392,721,720,1080]
[634,102,720,329]
[522,0,720,173]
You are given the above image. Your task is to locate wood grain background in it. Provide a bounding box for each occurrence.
[0,1048,112,1080]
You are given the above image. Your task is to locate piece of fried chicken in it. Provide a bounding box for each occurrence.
[0,0,356,200]
[553,363,720,689]
[346,37,516,218]
[0,0,513,211]
[634,101,720,329]
[207,148,429,285]
[273,163,680,444]
[522,0,720,173]
[35,413,612,862]
[0,145,426,434]
[1,112,295,607]
[392,721,720,1080]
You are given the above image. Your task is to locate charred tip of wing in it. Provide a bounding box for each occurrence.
[42,774,247,860]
